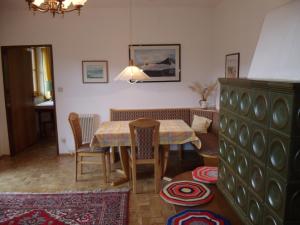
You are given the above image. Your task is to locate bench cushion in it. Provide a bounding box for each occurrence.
[191,115,212,133]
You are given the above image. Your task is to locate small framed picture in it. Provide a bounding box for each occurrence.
[225,53,240,78]
[82,60,108,83]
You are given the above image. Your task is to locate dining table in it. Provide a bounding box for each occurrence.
[91,119,201,186]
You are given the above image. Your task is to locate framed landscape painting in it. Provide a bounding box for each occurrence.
[82,60,108,83]
[129,44,181,82]
[225,53,240,78]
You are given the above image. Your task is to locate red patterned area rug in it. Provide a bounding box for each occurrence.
[0,189,129,225]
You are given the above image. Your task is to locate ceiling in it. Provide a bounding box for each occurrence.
[4,0,223,10]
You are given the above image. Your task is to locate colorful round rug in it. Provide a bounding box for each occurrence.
[160,180,213,206]
[166,209,232,225]
[192,166,218,184]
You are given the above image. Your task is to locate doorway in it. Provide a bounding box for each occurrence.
[1,45,58,156]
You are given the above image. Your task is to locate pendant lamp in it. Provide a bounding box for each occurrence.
[114,0,151,83]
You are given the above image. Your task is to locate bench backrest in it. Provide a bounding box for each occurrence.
[110,107,219,135]
[110,108,191,125]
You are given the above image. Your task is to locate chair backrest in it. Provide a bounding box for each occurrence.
[129,118,160,160]
[68,112,83,150]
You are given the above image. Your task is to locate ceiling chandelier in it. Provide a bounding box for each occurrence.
[25,0,87,17]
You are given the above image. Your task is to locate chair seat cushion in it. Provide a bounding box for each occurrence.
[197,133,219,156]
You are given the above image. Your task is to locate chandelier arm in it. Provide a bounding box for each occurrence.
[60,6,83,13]
[35,8,50,13]
[32,6,49,13]
[31,4,50,12]
[32,8,81,15]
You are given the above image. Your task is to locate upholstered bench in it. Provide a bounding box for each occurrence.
[189,109,219,166]
[110,107,219,166]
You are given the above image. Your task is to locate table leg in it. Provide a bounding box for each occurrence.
[161,145,170,176]
[111,146,129,186]
[38,111,43,138]
[111,146,118,163]
[178,144,183,160]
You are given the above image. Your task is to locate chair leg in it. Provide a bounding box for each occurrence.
[160,149,164,179]
[79,155,83,175]
[154,162,161,193]
[101,153,107,183]
[106,152,111,181]
[128,164,132,188]
[132,164,137,194]
[75,152,78,181]
[162,145,170,176]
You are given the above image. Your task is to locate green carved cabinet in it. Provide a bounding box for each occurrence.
[218,78,300,225]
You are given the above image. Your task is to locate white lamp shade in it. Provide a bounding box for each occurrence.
[72,0,87,6]
[115,65,151,82]
[32,0,44,6]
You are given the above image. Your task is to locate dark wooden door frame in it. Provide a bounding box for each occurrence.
[1,44,59,156]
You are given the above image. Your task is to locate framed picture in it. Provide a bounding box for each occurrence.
[225,53,240,78]
[129,44,181,82]
[82,60,108,83]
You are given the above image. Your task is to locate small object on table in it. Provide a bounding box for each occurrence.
[166,209,232,225]
[160,180,214,206]
[192,166,218,184]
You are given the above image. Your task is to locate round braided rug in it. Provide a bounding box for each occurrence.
[166,209,232,225]
[160,180,213,206]
[192,166,218,184]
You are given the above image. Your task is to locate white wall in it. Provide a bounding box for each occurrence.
[1,0,295,156]
[0,6,214,154]
[212,0,291,79]
[249,0,300,80]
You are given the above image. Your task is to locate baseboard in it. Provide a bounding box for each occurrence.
[58,152,74,156]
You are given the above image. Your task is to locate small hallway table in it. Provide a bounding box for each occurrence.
[91,120,201,186]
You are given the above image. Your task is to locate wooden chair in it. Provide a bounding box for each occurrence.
[68,112,110,182]
[129,118,161,194]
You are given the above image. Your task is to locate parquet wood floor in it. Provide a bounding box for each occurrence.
[0,140,202,225]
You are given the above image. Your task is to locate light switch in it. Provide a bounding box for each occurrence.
[57,87,63,92]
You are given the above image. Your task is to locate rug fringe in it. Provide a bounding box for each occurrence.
[0,188,130,195]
